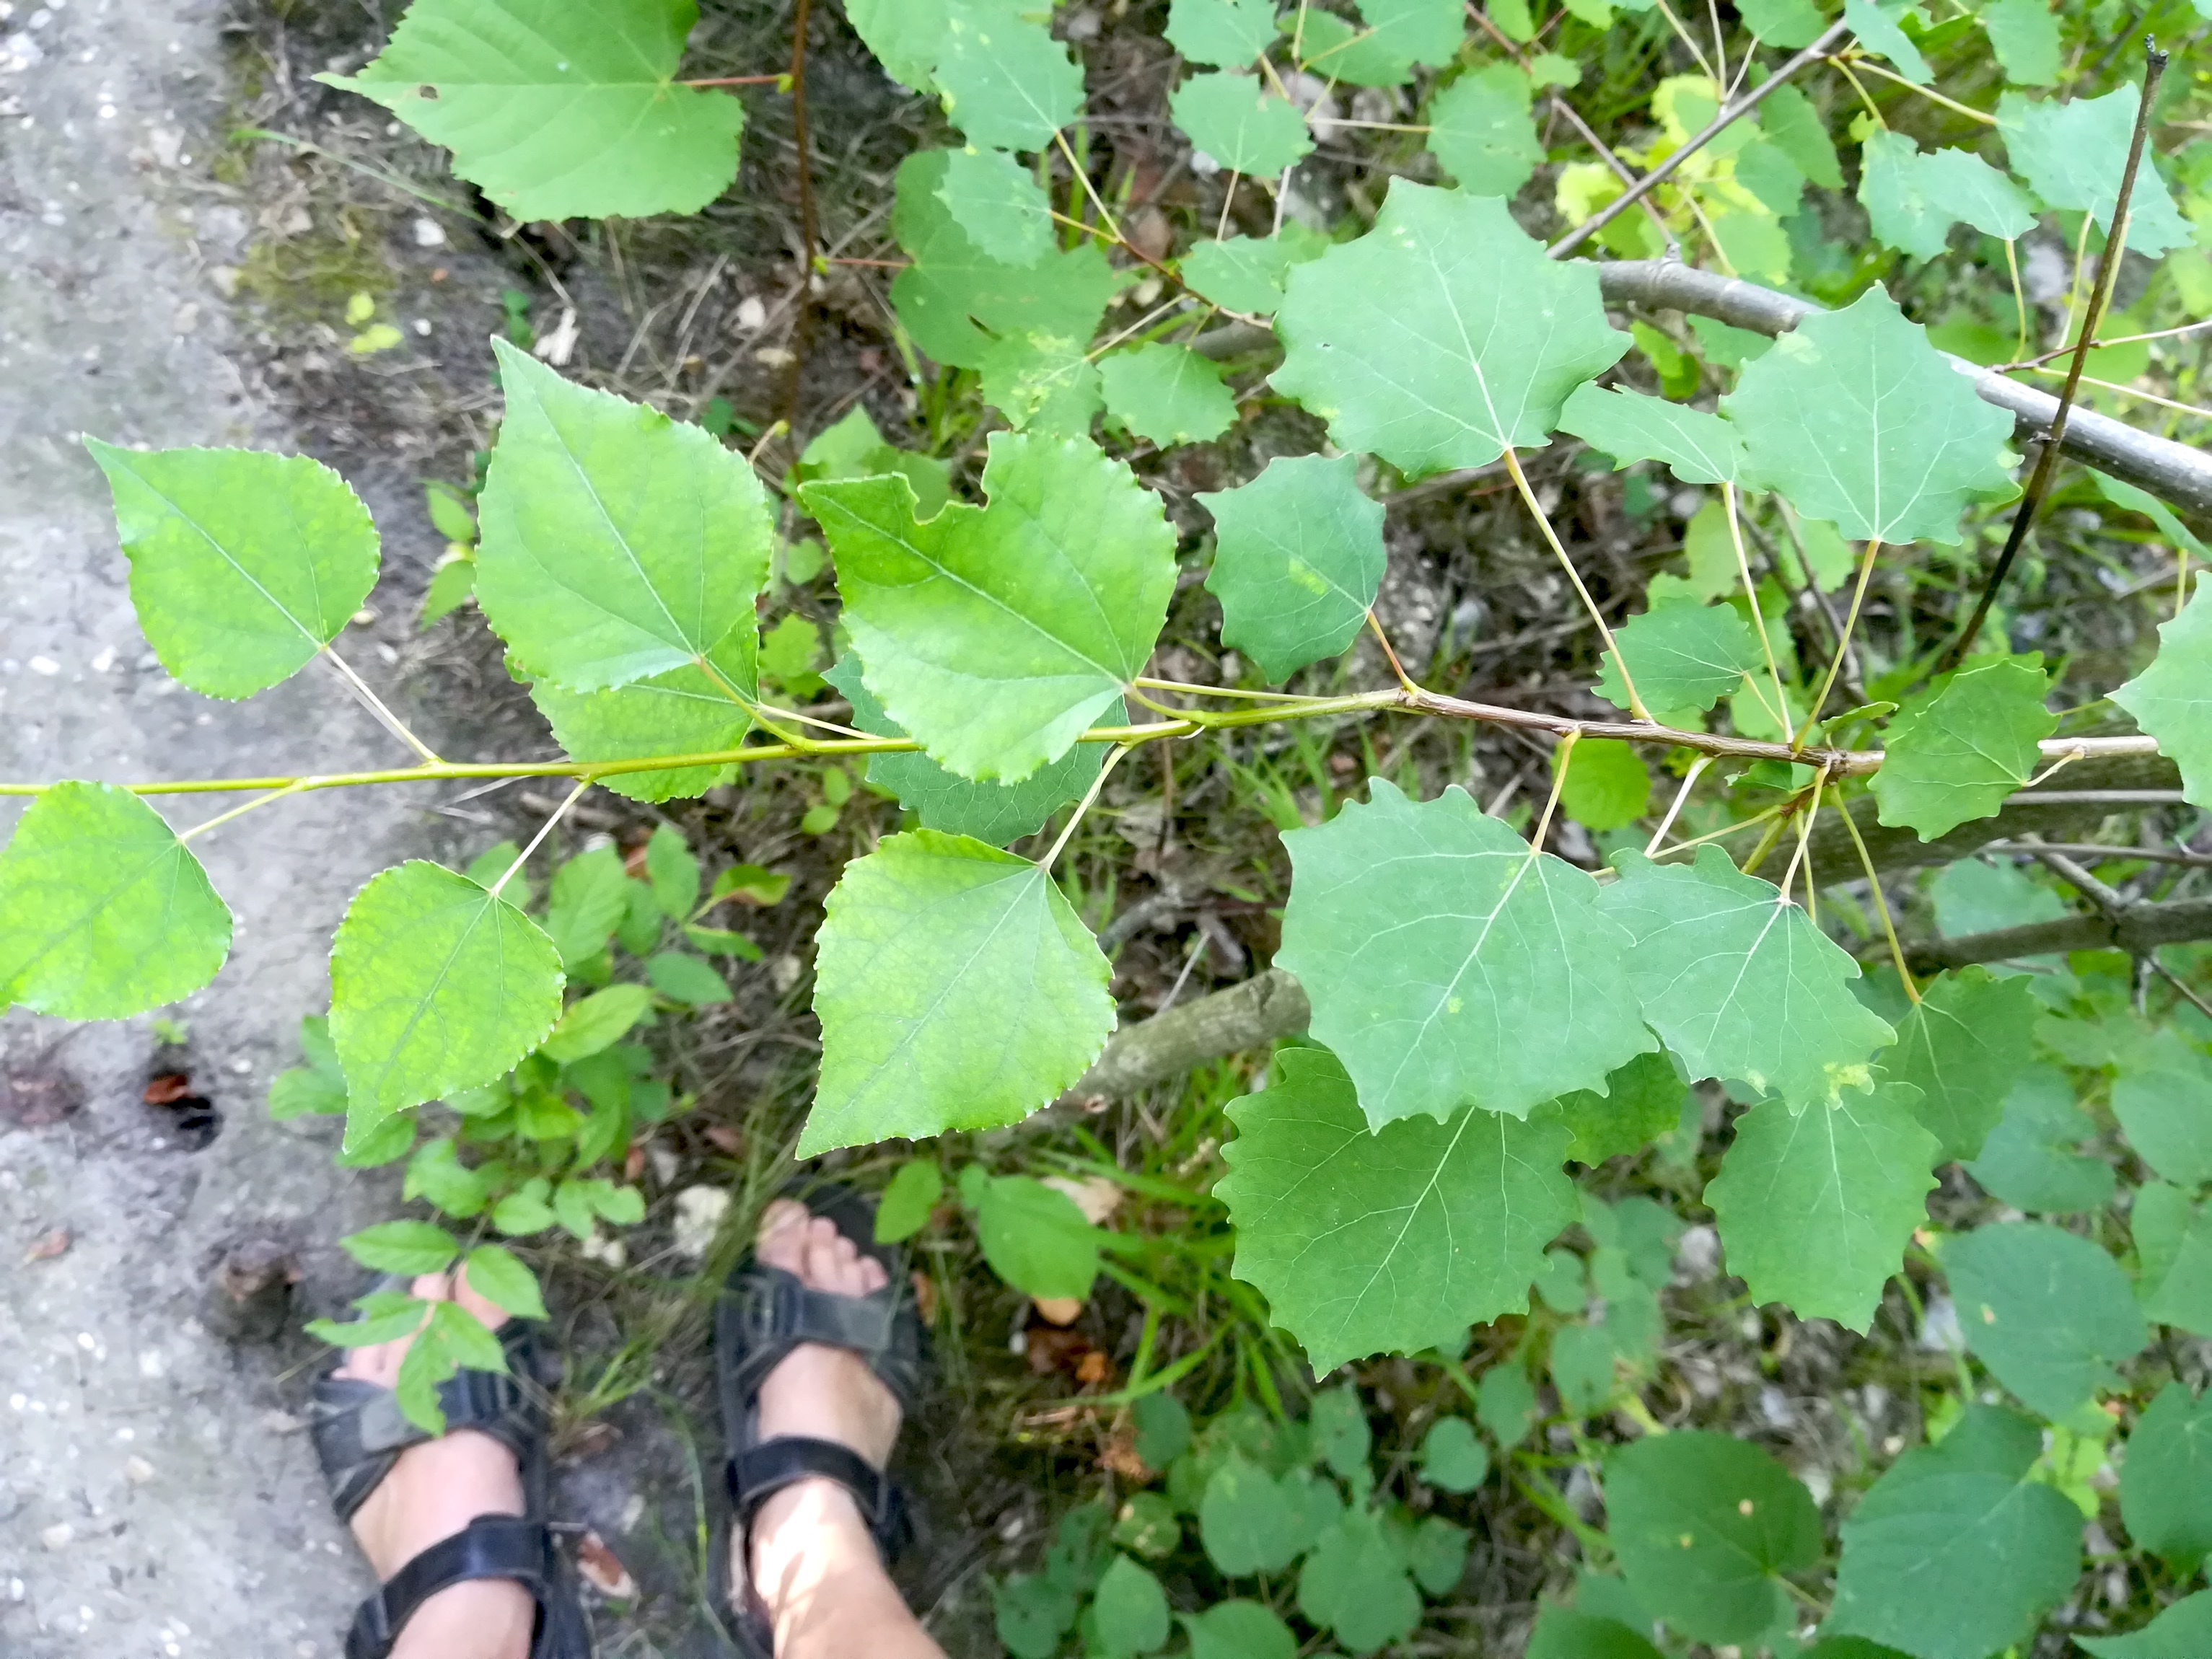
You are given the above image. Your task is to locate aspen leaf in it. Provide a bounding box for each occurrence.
[1876,966,2038,1163]
[1558,383,1745,486]
[1100,343,1238,446]
[1944,1220,2146,1419]
[1871,654,2057,840]
[2113,574,2212,807]
[1165,0,1278,66]
[2001,85,2195,258]
[2118,1383,2212,1576]
[1425,64,1542,195]
[934,1,1084,151]
[1170,71,1314,175]
[1594,601,1765,715]
[1199,454,1387,683]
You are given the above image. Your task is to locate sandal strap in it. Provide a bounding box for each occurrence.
[720,1266,924,1418]
[729,1435,908,1562]
[344,1514,551,1659]
[313,1360,538,1521]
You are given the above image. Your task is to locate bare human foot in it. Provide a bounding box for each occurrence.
[738,1199,943,1659]
[335,1270,536,1659]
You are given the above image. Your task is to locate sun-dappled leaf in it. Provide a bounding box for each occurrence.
[1965,1064,2113,1213]
[1279,781,1655,1126]
[1426,65,1542,195]
[1100,343,1238,446]
[1216,1045,1577,1371]
[320,0,745,220]
[2001,86,2194,258]
[87,441,379,700]
[1872,655,2056,840]
[1877,966,2039,1163]
[1827,1404,2082,1659]
[1170,71,1313,175]
[803,433,1174,783]
[1858,131,2036,260]
[1558,384,1744,486]
[2119,1382,2212,1576]
[477,340,773,690]
[1707,1083,1938,1330]
[1944,1220,2147,1418]
[329,861,566,1130]
[530,633,755,803]
[2114,575,2212,808]
[934,1,1083,151]
[980,332,1105,437]
[1594,601,1765,715]
[1199,454,1387,683]
[1600,848,1895,1108]
[806,831,1112,1154]
[1607,1433,1821,1645]
[891,151,1119,371]
[1273,182,1629,479]
[1556,738,1649,831]
[1723,287,2017,545]
[0,783,232,1021]
[935,146,1056,264]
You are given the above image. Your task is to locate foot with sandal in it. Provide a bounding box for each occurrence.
[309,1192,944,1659]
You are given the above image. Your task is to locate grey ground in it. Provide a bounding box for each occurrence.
[0,3,447,1652]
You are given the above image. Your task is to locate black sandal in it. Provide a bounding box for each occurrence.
[310,1282,590,1659]
[716,1184,929,1657]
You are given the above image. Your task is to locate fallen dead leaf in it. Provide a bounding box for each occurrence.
[910,1270,939,1324]
[142,1073,195,1105]
[1075,1350,1111,1388]
[702,1124,745,1157]
[1097,1427,1147,1480]
[24,1228,70,1263]
[576,1531,638,1600]
[623,1144,647,1183]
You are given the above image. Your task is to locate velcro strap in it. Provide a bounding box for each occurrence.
[346,1515,550,1659]
[779,1279,896,1356]
[729,1435,905,1560]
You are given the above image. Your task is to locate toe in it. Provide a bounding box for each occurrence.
[757,1200,809,1271]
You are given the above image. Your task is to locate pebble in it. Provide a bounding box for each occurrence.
[125,1456,154,1484]
[40,1521,72,1549]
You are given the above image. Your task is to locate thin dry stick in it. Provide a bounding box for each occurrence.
[1500,448,1650,720]
[1548,94,1682,260]
[490,779,590,899]
[1547,18,1851,259]
[1793,537,1884,749]
[1838,799,1919,1001]
[772,0,820,434]
[2001,316,2212,371]
[1942,43,2169,670]
[1644,754,1715,857]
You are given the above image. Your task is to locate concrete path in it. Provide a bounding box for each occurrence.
[0,4,442,1653]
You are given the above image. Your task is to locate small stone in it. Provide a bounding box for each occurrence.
[262,1410,305,1435]
[734,295,766,332]
[411,216,446,247]
[670,1187,729,1261]
[124,1456,154,1485]
[40,1522,71,1550]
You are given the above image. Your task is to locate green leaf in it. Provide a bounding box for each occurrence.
[822,657,1118,846]
[1857,131,2037,260]
[1594,601,1764,716]
[543,845,630,970]
[1408,1514,1469,1595]
[806,830,1112,1154]
[342,1219,462,1277]
[1309,1386,1371,1478]
[802,432,1175,783]
[646,951,730,1005]
[1478,1364,1540,1446]
[973,1174,1102,1299]
[1843,0,1931,82]
[2080,1593,2212,1659]
[1558,384,1745,486]
[537,984,653,1063]
[476,340,773,690]
[1297,0,1460,84]
[1931,854,2066,939]
[85,441,379,700]
[1606,1432,1821,1646]
[1273,182,1629,480]
[934,146,1055,264]
[2114,1031,2212,1186]
[1297,1508,1421,1655]
[1180,235,1296,316]
[1964,1064,2114,1213]
[794,405,954,519]
[2114,574,2212,808]
[1827,1404,2083,1659]
[1426,64,1543,195]
[2001,86,2195,258]
[1167,0,1279,65]
[1540,1049,1690,1165]
[308,1295,432,1350]
[890,151,1118,371]
[2133,1182,2212,1334]
[1871,654,2057,839]
[874,1160,944,1243]
[1092,1555,1169,1658]
[1739,0,1826,47]
[980,331,1106,437]
[2119,1381,2212,1575]
[1526,1607,1667,1659]
[328,860,566,1127]
[1215,1045,1579,1371]
[644,824,699,918]
[1706,1083,1939,1331]
[1556,738,1650,831]
[492,1179,558,1236]
[1182,1601,1297,1659]
[425,480,477,545]
[1721,286,2017,546]
[418,555,476,628]
[1877,966,2039,1163]
[0,783,232,1020]
[845,0,941,90]
[1419,1417,1491,1492]
[270,1056,349,1119]
[463,1243,546,1320]
[934,1,1082,150]
[1944,1220,2147,1418]
[405,1137,491,1218]
[320,0,745,220]
[1133,1394,1192,1469]
[1599,847,1896,1109]
[1199,1453,1304,1574]
[1281,781,1654,1125]
[1982,0,2060,84]
[1758,82,1843,188]
[1100,343,1239,446]
[1169,70,1313,175]
[429,1298,509,1375]
[1199,453,1387,683]
[530,633,754,804]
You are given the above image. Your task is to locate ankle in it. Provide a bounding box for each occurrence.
[748,1479,893,1624]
